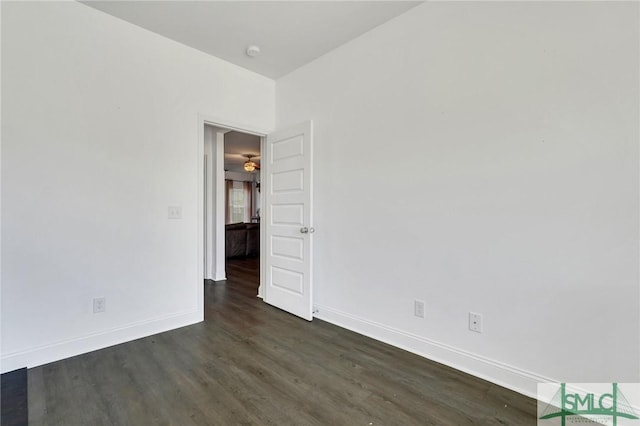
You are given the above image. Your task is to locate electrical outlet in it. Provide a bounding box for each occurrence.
[414,300,425,318]
[93,297,106,314]
[469,312,482,333]
[168,206,182,219]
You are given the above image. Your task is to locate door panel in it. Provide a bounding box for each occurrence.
[263,121,313,321]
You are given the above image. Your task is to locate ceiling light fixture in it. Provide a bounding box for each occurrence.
[243,155,257,172]
[246,45,261,58]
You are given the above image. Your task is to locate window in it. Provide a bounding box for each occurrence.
[230,188,246,223]
[225,180,254,224]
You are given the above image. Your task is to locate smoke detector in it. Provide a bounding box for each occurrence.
[246,45,261,58]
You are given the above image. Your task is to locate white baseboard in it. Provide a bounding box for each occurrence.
[1,309,202,373]
[212,273,227,281]
[204,272,226,281]
[314,304,554,399]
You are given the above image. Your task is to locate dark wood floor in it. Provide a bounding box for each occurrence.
[28,257,536,425]
[1,367,28,425]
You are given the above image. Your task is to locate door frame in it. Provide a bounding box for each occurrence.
[198,114,270,305]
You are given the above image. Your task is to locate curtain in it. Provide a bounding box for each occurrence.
[243,181,253,222]
[225,180,233,224]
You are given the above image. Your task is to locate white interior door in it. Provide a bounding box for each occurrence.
[263,121,314,321]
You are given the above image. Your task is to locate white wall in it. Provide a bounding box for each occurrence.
[224,171,257,182]
[277,2,639,396]
[1,1,274,372]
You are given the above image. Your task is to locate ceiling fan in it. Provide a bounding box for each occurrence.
[243,154,261,172]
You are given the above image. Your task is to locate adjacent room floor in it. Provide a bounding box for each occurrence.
[27,257,536,425]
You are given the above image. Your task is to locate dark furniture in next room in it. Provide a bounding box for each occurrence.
[225,223,260,258]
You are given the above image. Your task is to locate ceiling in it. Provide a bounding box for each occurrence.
[223,131,261,173]
[80,1,422,79]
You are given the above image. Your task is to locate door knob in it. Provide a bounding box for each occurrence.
[300,227,309,234]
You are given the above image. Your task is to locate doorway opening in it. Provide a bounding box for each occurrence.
[202,120,265,299]
[199,117,314,321]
